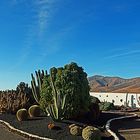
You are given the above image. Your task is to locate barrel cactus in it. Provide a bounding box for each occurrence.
[82,126,101,140]
[70,125,82,136]
[16,108,28,121]
[28,105,41,117]
[69,124,77,129]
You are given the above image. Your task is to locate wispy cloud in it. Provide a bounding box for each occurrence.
[104,46,140,59]
[10,0,57,70]
[34,0,55,37]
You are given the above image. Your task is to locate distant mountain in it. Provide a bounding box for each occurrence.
[88,75,140,93]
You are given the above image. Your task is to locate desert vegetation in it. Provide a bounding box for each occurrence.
[0,62,128,140]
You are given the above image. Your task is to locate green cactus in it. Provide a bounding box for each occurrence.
[70,125,82,136]
[16,108,28,121]
[82,126,101,140]
[32,62,90,120]
[69,124,77,129]
[46,93,67,121]
[124,93,129,107]
[99,102,115,111]
[45,68,67,121]
[31,70,47,104]
[28,105,41,117]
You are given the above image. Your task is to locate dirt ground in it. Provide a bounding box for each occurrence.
[111,112,140,140]
[0,125,27,140]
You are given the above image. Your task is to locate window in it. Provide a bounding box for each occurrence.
[120,99,123,102]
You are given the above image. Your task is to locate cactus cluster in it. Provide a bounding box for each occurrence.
[28,105,41,117]
[16,105,41,121]
[0,88,29,114]
[45,68,67,121]
[16,108,28,121]
[31,70,47,104]
[69,124,101,140]
[82,126,101,140]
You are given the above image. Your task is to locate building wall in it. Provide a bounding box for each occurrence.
[90,92,140,108]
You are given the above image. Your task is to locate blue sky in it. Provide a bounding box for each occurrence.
[0,0,140,89]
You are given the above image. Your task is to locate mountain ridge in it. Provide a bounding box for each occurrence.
[88,75,140,93]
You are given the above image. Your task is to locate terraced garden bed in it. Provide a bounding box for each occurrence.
[0,112,127,140]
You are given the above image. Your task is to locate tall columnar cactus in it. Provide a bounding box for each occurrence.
[136,94,140,107]
[45,68,67,121]
[31,70,47,104]
[124,93,129,107]
[131,95,135,108]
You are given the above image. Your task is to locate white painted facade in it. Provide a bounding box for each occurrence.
[90,92,140,108]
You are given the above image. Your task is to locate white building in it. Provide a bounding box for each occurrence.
[90,92,140,108]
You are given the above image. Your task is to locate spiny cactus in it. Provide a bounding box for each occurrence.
[16,108,28,121]
[82,126,101,140]
[39,62,90,120]
[0,90,29,114]
[124,93,129,107]
[69,124,77,129]
[45,68,67,121]
[70,125,82,136]
[31,70,47,104]
[28,105,41,117]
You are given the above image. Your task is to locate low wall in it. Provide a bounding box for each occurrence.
[90,92,140,108]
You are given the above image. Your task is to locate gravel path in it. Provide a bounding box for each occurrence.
[0,124,27,140]
[111,117,140,140]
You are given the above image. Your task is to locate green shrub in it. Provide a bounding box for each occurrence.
[99,102,115,111]
[90,96,100,104]
[28,105,41,117]
[70,125,82,136]
[35,62,91,120]
[89,103,100,120]
[16,108,28,121]
[82,126,101,140]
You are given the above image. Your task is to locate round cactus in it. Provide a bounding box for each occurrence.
[82,126,101,140]
[70,125,82,136]
[28,105,41,117]
[69,124,77,129]
[16,108,28,121]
